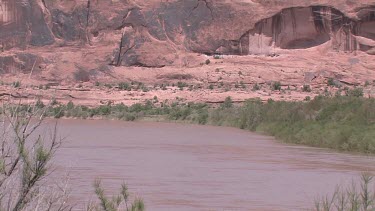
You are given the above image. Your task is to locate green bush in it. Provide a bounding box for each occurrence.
[240,81,246,89]
[252,83,260,91]
[302,84,312,92]
[177,82,188,90]
[346,88,364,97]
[118,82,131,91]
[222,96,233,109]
[327,78,335,86]
[271,81,281,91]
[12,81,21,88]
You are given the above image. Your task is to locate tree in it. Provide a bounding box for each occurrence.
[0,103,71,211]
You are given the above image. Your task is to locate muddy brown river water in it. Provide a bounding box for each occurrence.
[52,119,375,211]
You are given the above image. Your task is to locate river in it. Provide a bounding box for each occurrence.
[51,119,375,211]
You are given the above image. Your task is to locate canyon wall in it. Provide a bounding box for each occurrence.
[0,0,374,71]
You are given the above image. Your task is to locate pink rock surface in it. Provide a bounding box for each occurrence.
[0,0,374,105]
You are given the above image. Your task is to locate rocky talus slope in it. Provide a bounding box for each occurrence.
[0,0,374,105]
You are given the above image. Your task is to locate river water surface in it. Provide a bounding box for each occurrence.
[52,120,375,211]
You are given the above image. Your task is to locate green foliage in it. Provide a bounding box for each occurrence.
[240,81,246,89]
[327,78,342,88]
[0,104,63,210]
[12,81,21,88]
[177,82,188,90]
[160,84,167,90]
[51,98,59,106]
[35,99,45,108]
[213,55,221,59]
[67,101,74,110]
[208,96,375,153]
[327,78,335,86]
[302,84,312,92]
[271,81,281,91]
[39,94,375,154]
[346,88,364,97]
[118,82,131,91]
[93,180,144,211]
[205,59,211,65]
[221,96,233,109]
[252,83,260,91]
[141,85,149,92]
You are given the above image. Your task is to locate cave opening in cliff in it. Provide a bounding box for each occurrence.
[282,37,330,49]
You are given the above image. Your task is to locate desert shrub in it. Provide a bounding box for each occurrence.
[313,173,374,211]
[67,101,74,110]
[177,82,188,90]
[74,69,90,82]
[240,81,246,89]
[118,82,131,91]
[12,81,21,88]
[221,96,233,109]
[346,88,364,97]
[327,78,335,86]
[252,83,260,91]
[213,55,221,59]
[303,84,312,92]
[271,81,282,91]
[91,180,145,211]
[141,85,149,92]
[35,98,45,108]
[96,105,111,115]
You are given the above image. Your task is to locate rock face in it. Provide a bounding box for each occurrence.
[0,0,54,49]
[0,0,374,71]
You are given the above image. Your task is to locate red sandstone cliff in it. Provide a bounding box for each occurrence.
[0,0,374,105]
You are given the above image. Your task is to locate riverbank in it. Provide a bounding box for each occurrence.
[25,94,374,154]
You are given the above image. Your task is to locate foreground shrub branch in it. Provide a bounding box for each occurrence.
[0,103,70,210]
[314,173,374,211]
